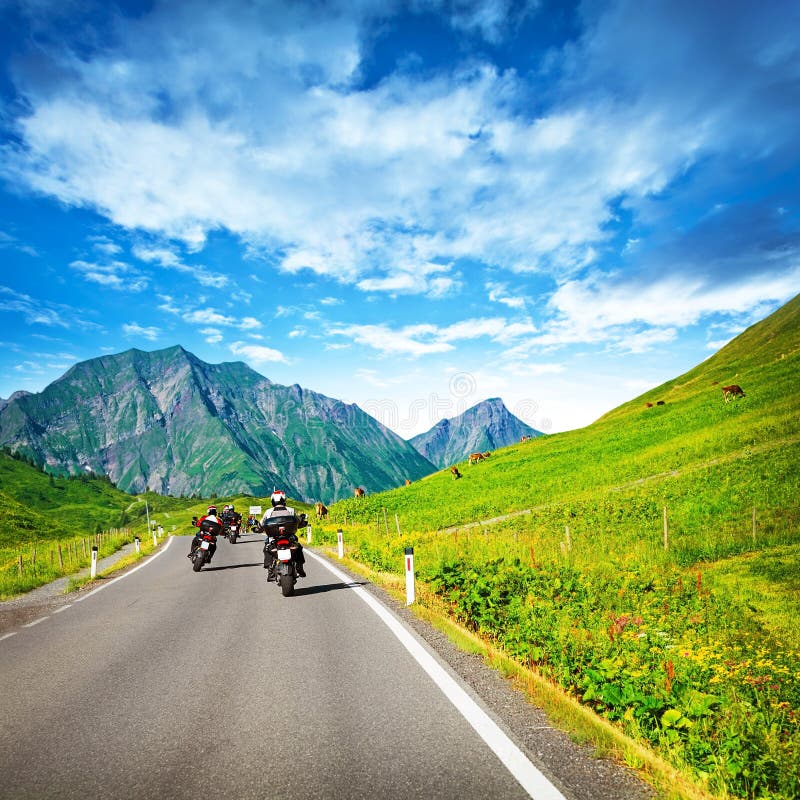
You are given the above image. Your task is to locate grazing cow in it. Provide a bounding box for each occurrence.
[656,400,665,406]
[451,466,462,479]
[645,402,653,408]
[468,452,485,464]
[354,487,365,498]
[482,451,491,458]
[520,435,531,442]
[314,501,328,519]
[722,384,745,403]
[405,479,411,486]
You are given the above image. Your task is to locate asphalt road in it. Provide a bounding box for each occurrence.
[0,533,652,800]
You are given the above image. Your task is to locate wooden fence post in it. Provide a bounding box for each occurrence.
[17,554,23,576]
[663,506,668,550]
[395,514,401,536]
[57,543,64,570]
[383,508,389,536]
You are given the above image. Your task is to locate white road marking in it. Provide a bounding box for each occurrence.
[23,617,49,627]
[53,604,72,613]
[73,536,174,603]
[307,550,567,800]
[0,632,17,642]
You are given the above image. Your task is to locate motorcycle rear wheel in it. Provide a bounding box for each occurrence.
[280,573,294,597]
[192,552,205,572]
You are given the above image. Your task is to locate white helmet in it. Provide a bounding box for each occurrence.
[270,490,286,507]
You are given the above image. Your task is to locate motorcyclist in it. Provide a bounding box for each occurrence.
[189,505,223,561]
[261,490,307,579]
[222,503,242,533]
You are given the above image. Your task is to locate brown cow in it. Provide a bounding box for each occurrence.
[451,466,462,479]
[404,479,411,486]
[722,384,745,403]
[482,451,491,458]
[314,501,328,519]
[468,452,485,464]
[354,487,365,498]
[645,402,653,408]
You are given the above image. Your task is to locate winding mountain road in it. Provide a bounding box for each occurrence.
[0,533,651,800]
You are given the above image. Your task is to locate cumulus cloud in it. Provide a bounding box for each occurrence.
[8,0,794,296]
[122,322,160,340]
[229,340,287,364]
[2,0,799,355]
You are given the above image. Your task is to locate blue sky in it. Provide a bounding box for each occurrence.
[1,0,798,438]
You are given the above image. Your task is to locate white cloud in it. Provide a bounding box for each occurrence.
[182,307,261,331]
[3,1,762,292]
[0,286,100,330]
[70,259,148,292]
[122,322,160,340]
[487,281,525,309]
[133,245,229,288]
[229,341,287,364]
[200,327,223,344]
[330,315,538,357]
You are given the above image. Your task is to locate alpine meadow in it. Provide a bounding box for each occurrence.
[308,293,800,800]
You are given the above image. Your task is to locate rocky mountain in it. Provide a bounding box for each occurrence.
[0,390,31,414]
[408,397,543,468]
[0,346,435,503]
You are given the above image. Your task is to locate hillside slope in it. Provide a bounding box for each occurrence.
[331,293,800,542]
[409,397,542,468]
[0,346,434,503]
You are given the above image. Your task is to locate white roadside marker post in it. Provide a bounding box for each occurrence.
[307,525,312,544]
[152,527,157,547]
[134,536,140,554]
[405,547,415,605]
[90,546,98,579]
[337,528,344,559]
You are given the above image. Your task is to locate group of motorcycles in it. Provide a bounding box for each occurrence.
[189,511,307,597]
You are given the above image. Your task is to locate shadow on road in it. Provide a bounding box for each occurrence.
[203,562,263,572]
[290,581,366,596]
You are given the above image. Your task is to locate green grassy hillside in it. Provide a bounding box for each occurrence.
[315,294,800,800]
[330,294,800,555]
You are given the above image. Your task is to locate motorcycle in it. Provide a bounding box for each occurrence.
[265,527,301,596]
[190,515,219,572]
[191,530,215,571]
[227,521,240,544]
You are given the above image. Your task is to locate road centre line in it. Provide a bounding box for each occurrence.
[73,535,174,603]
[306,550,567,800]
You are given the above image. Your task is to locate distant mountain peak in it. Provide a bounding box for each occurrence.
[409,398,542,468]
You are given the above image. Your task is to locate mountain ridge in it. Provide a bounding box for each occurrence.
[0,346,435,503]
